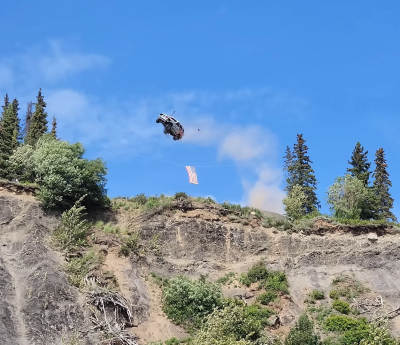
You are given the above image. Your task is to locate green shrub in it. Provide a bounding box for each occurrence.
[217,272,236,285]
[9,134,109,211]
[65,251,104,288]
[190,300,269,344]
[161,275,223,330]
[53,195,90,250]
[332,300,350,315]
[264,271,289,293]
[118,231,140,257]
[310,290,325,300]
[324,315,367,332]
[174,192,188,199]
[284,314,321,345]
[239,262,289,294]
[359,319,400,345]
[256,292,278,305]
[165,338,180,345]
[329,290,339,299]
[130,193,147,205]
[239,261,269,286]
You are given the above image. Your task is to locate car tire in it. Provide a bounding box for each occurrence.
[156,118,161,123]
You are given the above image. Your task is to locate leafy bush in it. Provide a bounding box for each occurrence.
[284,314,321,345]
[239,261,269,286]
[257,292,278,305]
[53,195,90,250]
[175,192,188,199]
[283,185,308,220]
[310,290,325,300]
[332,300,350,315]
[358,319,400,345]
[118,231,140,257]
[9,134,109,210]
[239,262,289,294]
[190,300,270,344]
[217,272,236,285]
[324,315,367,332]
[325,174,379,220]
[130,193,148,205]
[65,251,104,288]
[161,275,223,330]
[264,271,289,293]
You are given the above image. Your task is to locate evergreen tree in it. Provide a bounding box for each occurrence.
[1,94,9,112]
[0,101,20,178]
[11,98,22,144]
[51,115,57,138]
[285,134,320,214]
[23,101,33,142]
[26,88,48,146]
[283,146,294,177]
[347,142,371,187]
[372,148,397,222]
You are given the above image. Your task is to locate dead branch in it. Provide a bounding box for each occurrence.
[84,275,139,345]
[372,306,400,321]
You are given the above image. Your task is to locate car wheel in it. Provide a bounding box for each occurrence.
[156,118,161,123]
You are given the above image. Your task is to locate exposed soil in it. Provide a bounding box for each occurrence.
[1,192,400,344]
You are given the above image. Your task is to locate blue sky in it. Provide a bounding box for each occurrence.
[1,1,399,217]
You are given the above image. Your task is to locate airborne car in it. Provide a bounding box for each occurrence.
[156,113,184,141]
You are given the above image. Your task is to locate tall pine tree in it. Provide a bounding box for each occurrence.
[11,98,22,145]
[51,115,57,138]
[372,148,397,222]
[283,146,294,178]
[347,142,371,187]
[1,94,9,112]
[0,100,21,178]
[26,88,48,146]
[285,134,320,213]
[23,101,33,142]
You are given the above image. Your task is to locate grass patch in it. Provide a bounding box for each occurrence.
[329,275,370,301]
[239,261,289,294]
[332,300,351,315]
[65,250,104,288]
[216,272,236,285]
[118,231,141,257]
[256,291,278,305]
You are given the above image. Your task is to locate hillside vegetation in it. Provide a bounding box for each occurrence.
[0,90,400,344]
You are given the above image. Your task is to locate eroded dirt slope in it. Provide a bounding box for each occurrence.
[119,201,400,341]
[0,191,99,345]
[1,190,400,344]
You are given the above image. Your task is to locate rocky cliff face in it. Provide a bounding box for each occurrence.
[1,191,400,345]
[0,192,93,345]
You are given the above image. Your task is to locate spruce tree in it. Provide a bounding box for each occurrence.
[1,94,9,112]
[283,146,294,178]
[286,134,320,214]
[23,101,33,142]
[11,98,22,144]
[0,102,20,178]
[26,88,48,146]
[372,148,397,222]
[347,142,371,187]
[51,115,57,138]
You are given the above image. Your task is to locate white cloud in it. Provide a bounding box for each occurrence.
[0,40,110,96]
